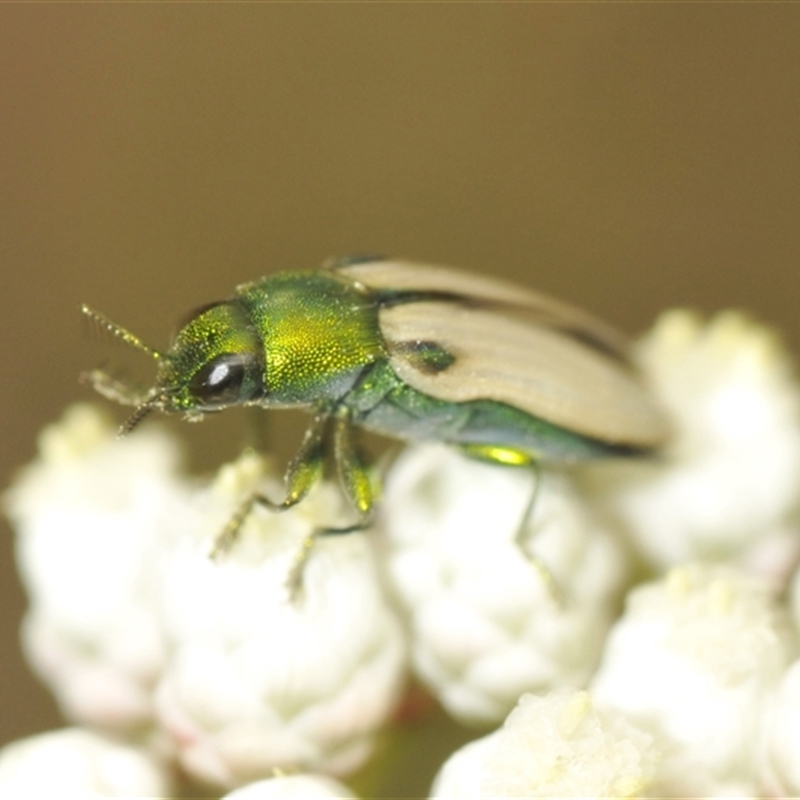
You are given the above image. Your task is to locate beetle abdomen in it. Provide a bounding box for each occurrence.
[347,361,642,462]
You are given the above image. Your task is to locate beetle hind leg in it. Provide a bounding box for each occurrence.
[460,445,563,604]
[514,463,563,605]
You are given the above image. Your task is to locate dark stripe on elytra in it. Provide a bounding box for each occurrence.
[377,289,629,367]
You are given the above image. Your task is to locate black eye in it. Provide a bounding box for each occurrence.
[190,354,249,407]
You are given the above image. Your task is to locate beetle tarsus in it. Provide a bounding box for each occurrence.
[210,493,257,559]
[286,533,316,602]
[211,485,309,560]
[285,515,375,602]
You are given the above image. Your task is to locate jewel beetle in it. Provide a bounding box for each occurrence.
[82,257,669,580]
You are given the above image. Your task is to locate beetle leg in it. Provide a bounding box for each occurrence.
[286,512,374,601]
[514,462,563,605]
[332,409,378,518]
[514,460,542,549]
[210,413,328,559]
[279,412,329,507]
[285,410,377,599]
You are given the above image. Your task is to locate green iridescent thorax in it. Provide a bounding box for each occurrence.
[237,271,387,406]
[158,302,262,411]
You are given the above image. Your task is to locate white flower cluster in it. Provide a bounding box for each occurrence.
[4,309,800,798]
[5,405,406,792]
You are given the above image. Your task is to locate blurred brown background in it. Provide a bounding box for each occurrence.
[2,0,799,773]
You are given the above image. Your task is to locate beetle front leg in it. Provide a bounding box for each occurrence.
[210,413,328,559]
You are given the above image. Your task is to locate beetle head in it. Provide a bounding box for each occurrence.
[82,301,264,433]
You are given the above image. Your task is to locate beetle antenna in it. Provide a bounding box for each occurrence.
[81,305,164,361]
[119,402,156,436]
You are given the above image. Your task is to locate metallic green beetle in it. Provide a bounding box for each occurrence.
[82,257,669,574]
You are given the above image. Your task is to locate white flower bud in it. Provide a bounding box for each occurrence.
[431,690,658,798]
[591,563,795,796]
[222,773,357,799]
[0,728,171,798]
[585,311,800,580]
[381,444,628,726]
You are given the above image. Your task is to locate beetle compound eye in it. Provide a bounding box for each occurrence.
[190,354,249,407]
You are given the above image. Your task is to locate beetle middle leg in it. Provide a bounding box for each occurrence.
[285,409,378,597]
[210,412,328,559]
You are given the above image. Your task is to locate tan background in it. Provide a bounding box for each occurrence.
[1,2,800,787]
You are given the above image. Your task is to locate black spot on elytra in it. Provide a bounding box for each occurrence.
[393,340,456,375]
